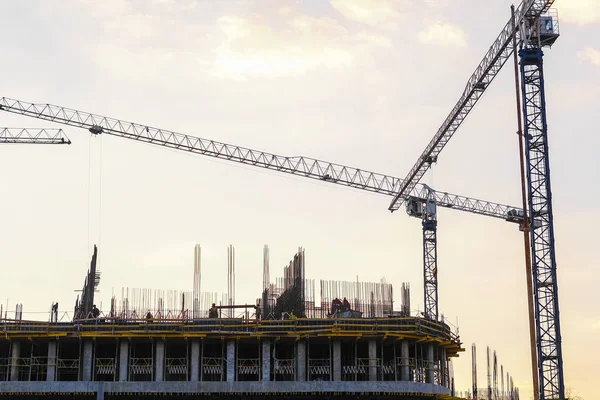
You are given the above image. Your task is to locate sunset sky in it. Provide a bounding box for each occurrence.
[1,1,598,398]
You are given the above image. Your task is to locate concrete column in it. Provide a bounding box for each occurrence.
[368,339,377,381]
[440,347,448,387]
[118,339,129,382]
[296,340,306,381]
[82,340,93,381]
[155,340,165,382]
[261,339,271,382]
[10,341,20,381]
[190,340,200,382]
[400,340,409,381]
[427,344,435,384]
[332,340,341,381]
[226,340,235,382]
[46,340,57,381]
[96,383,105,400]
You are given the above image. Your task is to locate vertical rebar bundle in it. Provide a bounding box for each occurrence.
[487,347,492,400]
[263,245,269,292]
[472,343,477,400]
[501,365,504,399]
[193,245,201,319]
[227,245,235,318]
[493,351,498,399]
[401,282,411,316]
[317,278,393,318]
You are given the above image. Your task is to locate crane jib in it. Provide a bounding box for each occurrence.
[389,0,555,212]
[0,96,522,223]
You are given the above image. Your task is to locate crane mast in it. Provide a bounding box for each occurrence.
[0,97,524,325]
[519,10,564,400]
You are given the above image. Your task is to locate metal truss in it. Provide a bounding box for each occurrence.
[520,48,564,400]
[422,219,438,320]
[389,0,556,212]
[0,128,70,144]
[0,97,523,223]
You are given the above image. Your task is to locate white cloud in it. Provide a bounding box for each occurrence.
[578,47,600,66]
[559,0,600,26]
[417,20,467,48]
[211,13,391,79]
[330,0,407,30]
[49,1,394,81]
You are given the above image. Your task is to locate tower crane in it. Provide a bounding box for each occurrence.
[383,0,563,398]
[0,97,524,324]
[0,128,70,144]
[518,9,563,400]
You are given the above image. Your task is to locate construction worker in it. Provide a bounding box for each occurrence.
[290,309,297,321]
[342,297,350,312]
[145,311,153,324]
[331,298,342,314]
[92,304,100,319]
[209,303,218,318]
[51,302,58,322]
[255,302,261,320]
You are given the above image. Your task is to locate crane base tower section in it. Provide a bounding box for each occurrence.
[0,317,462,399]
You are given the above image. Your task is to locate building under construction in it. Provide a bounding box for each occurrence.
[0,246,464,399]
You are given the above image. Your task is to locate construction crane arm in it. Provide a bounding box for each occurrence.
[388,0,555,212]
[0,97,521,222]
[0,128,70,144]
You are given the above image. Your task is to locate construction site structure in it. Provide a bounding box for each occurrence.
[0,316,461,399]
[0,1,566,399]
[0,247,464,400]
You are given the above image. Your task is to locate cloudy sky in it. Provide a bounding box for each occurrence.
[0,0,598,398]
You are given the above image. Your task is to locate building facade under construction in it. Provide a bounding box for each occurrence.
[0,246,464,399]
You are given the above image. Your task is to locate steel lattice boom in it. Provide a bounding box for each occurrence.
[0,97,522,223]
[520,48,564,400]
[0,128,70,144]
[388,0,555,212]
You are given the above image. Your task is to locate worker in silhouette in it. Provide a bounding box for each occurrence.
[255,302,261,320]
[342,297,350,312]
[209,303,218,318]
[92,304,100,319]
[51,302,58,322]
[145,310,153,322]
[331,298,342,314]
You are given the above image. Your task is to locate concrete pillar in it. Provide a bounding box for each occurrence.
[332,340,341,381]
[400,340,409,381]
[10,341,20,381]
[96,383,105,400]
[190,340,200,382]
[440,347,447,387]
[226,340,235,382]
[261,339,271,382]
[118,339,129,382]
[368,339,377,381]
[427,343,435,384]
[46,340,57,381]
[155,340,165,382]
[82,340,93,381]
[296,340,306,381]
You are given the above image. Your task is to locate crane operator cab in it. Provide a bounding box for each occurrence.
[529,10,560,47]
